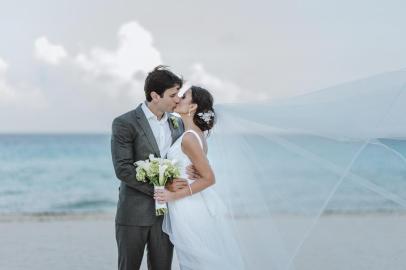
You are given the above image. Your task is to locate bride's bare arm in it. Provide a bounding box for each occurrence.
[154,133,215,203]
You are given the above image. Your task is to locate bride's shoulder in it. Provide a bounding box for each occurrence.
[181,131,204,153]
[181,132,199,144]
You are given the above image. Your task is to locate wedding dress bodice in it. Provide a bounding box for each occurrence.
[166,129,203,184]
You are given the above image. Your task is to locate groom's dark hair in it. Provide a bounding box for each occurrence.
[144,65,183,102]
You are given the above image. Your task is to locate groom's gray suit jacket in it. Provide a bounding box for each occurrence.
[111,104,184,226]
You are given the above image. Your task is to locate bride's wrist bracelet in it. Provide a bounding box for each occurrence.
[188,184,193,196]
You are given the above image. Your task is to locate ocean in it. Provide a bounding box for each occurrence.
[0,134,117,214]
[0,134,405,215]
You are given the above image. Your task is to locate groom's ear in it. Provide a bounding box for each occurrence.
[150,91,160,102]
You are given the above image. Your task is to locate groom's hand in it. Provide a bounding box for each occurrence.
[166,178,188,192]
[186,165,201,180]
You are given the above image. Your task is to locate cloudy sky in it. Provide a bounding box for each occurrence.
[1,0,406,133]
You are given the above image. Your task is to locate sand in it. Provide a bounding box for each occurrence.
[0,213,405,270]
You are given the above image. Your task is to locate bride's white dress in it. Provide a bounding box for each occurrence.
[163,130,244,270]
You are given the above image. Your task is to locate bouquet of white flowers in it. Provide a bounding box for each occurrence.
[134,154,180,215]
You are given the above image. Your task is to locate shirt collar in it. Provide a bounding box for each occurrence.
[142,102,168,123]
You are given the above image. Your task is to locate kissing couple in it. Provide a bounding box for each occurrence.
[111,65,244,270]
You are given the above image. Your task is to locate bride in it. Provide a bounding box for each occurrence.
[154,85,244,270]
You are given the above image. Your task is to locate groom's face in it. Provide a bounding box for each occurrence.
[157,84,181,112]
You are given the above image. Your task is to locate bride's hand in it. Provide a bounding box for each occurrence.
[154,188,176,203]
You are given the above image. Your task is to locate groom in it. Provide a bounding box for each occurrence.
[111,65,188,270]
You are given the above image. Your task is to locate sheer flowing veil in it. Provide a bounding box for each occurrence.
[207,69,406,269]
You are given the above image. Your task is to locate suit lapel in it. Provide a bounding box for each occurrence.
[168,114,183,145]
[168,115,176,145]
[135,105,161,158]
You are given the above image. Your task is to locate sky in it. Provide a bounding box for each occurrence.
[1,0,406,133]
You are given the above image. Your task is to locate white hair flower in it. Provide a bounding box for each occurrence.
[197,110,215,124]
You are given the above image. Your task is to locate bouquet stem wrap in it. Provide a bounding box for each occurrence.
[154,186,167,216]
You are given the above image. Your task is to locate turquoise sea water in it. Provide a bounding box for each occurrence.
[0,134,405,215]
[0,134,117,214]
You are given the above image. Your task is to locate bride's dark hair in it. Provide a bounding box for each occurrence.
[190,86,216,132]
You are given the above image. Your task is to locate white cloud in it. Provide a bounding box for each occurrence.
[68,21,164,104]
[0,57,46,108]
[34,21,253,106]
[0,57,7,71]
[22,21,259,132]
[0,57,16,102]
[188,63,269,103]
[27,21,168,126]
[34,36,68,65]
[75,21,162,82]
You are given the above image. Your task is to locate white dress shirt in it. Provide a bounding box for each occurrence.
[141,102,172,158]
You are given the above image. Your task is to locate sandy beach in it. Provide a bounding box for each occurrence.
[0,213,180,270]
[0,213,405,270]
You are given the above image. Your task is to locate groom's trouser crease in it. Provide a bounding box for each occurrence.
[116,217,173,270]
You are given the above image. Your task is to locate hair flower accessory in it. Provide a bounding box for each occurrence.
[197,110,215,124]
